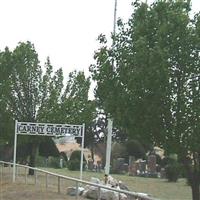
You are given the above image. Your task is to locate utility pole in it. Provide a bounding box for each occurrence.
[104,0,117,176]
[105,117,113,175]
[113,0,117,39]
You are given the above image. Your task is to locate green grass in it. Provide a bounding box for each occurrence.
[41,168,192,200]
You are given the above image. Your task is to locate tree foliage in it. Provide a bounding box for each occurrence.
[60,71,97,147]
[90,1,200,199]
[9,42,42,122]
[126,140,146,160]
[0,48,15,144]
[0,42,96,176]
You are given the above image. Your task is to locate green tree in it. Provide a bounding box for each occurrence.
[37,57,64,123]
[9,41,42,122]
[0,48,14,145]
[7,42,43,174]
[60,71,97,147]
[126,140,146,160]
[39,138,60,158]
[0,42,97,176]
[1,42,64,174]
[68,150,86,171]
[90,1,200,199]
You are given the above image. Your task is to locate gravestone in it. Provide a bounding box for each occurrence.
[113,158,125,174]
[135,162,140,175]
[123,163,129,173]
[60,158,63,168]
[138,160,146,175]
[160,168,166,178]
[88,160,94,170]
[128,156,136,176]
[97,160,102,172]
[147,155,157,176]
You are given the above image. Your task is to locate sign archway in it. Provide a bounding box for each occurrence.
[13,120,85,182]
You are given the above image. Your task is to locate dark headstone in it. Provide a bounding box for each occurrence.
[128,156,136,176]
[139,160,146,174]
[160,168,166,179]
[113,158,125,174]
[88,160,94,170]
[147,155,157,174]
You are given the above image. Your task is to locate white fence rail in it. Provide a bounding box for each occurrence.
[0,161,156,200]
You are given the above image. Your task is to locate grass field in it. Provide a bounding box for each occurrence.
[0,166,83,200]
[41,168,192,200]
[0,165,192,200]
[0,182,77,200]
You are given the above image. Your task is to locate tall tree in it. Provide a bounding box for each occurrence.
[37,57,64,123]
[9,41,42,122]
[1,42,64,174]
[60,71,97,147]
[90,1,200,199]
[8,42,43,174]
[0,48,14,144]
[0,42,97,175]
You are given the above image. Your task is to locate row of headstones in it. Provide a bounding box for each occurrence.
[128,155,157,177]
[86,155,166,178]
[113,155,165,178]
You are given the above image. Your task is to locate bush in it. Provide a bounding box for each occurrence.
[48,156,60,168]
[161,157,174,168]
[35,155,47,167]
[111,142,128,161]
[67,150,86,171]
[165,161,180,182]
[68,159,80,171]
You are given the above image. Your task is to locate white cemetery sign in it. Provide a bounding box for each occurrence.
[13,120,85,182]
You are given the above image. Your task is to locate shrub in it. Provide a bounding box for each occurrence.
[68,159,80,171]
[161,157,174,168]
[111,142,128,161]
[48,156,60,168]
[68,150,86,171]
[165,161,180,182]
[35,155,47,167]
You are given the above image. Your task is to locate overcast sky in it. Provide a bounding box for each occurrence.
[0,0,199,80]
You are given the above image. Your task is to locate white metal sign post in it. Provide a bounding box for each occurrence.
[13,120,85,182]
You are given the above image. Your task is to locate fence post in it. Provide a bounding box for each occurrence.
[97,186,101,200]
[9,163,11,174]
[45,173,48,190]
[58,176,61,193]
[2,164,3,178]
[25,167,27,184]
[75,181,79,200]
[16,165,18,179]
[0,164,3,183]
[34,170,37,185]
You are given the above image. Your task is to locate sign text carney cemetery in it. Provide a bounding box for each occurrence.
[17,122,82,137]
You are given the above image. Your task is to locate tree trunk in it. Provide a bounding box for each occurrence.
[28,142,38,175]
[184,155,200,200]
[190,169,200,200]
[191,183,200,200]
[91,143,94,162]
